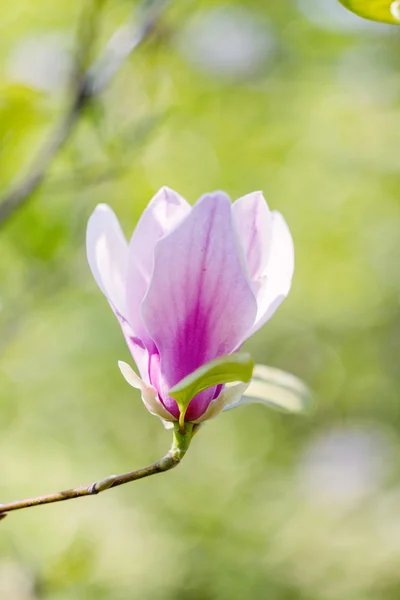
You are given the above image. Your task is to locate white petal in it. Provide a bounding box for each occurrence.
[86,204,129,317]
[223,364,311,414]
[232,191,273,297]
[193,382,250,423]
[118,361,175,422]
[249,211,294,335]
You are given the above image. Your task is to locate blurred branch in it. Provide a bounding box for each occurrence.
[0,0,170,227]
[43,111,168,192]
[0,423,192,519]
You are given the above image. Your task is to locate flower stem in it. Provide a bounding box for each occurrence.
[0,422,193,520]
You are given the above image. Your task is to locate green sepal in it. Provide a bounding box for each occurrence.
[169,353,254,426]
[229,365,314,415]
[339,0,400,24]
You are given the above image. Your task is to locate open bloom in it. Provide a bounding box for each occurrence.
[87,187,294,425]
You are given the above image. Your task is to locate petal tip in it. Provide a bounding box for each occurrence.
[159,185,177,196]
[198,190,232,206]
[95,202,112,212]
[153,185,187,207]
[88,203,115,222]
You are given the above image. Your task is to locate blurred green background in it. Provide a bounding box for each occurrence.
[1,0,400,598]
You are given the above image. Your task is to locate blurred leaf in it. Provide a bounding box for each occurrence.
[224,364,313,414]
[339,0,400,24]
[0,83,45,147]
[169,353,254,421]
[0,83,47,187]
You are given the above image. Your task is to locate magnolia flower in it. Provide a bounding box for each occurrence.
[87,187,295,427]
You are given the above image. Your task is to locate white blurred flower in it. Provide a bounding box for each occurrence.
[176,7,274,81]
[6,33,72,93]
[298,424,393,506]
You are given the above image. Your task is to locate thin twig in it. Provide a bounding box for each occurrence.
[0,453,177,514]
[0,423,192,518]
[0,0,170,226]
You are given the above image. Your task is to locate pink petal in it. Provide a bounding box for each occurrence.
[126,187,191,353]
[141,192,257,421]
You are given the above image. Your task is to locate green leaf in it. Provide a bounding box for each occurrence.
[339,0,400,24]
[225,364,313,414]
[169,353,254,425]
